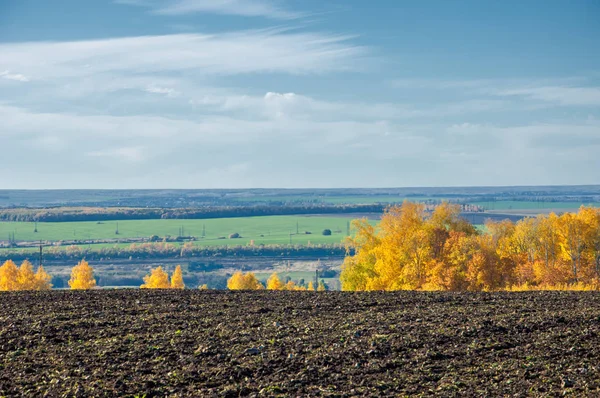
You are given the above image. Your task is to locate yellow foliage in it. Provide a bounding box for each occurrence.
[198,284,208,290]
[0,260,53,291]
[307,281,315,291]
[35,265,52,290]
[317,280,327,291]
[284,280,297,290]
[141,266,171,289]
[170,265,185,289]
[0,260,20,291]
[266,272,285,290]
[508,281,600,291]
[227,271,264,290]
[68,259,97,290]
[340,202,600,292]
[17,260,37,290]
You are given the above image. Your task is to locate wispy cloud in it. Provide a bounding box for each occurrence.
[88,146,146,162]
[0,70,30,82]
[494,86,600,107]
[391,77,600,107]
[145,86,180,97]
[117,0,302,19]
[0,30,365,80]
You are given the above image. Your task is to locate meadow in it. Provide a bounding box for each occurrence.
[0,215,363,247]
[472,200,600,211]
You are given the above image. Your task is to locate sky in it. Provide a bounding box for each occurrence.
[1,0,599,189]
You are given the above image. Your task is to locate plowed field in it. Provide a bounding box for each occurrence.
[1,290,600,396]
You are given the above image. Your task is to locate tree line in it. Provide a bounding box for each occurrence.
[2,243,348,263]
[0,260,52,290]
[340,202,600,291]
[227,271,327,291]
[0,203,482,223]
[0,260,327,291]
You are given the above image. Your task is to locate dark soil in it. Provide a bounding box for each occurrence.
[1,291,600,397]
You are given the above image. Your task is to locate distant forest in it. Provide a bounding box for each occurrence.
[0,203,482,223]
[1,243,349,263]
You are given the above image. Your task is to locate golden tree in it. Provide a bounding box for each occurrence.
[307,281,315,291]
[141,266,171,289]
[68,259,97,290]
[227,271,263,290]
[0,260,19,291]
[317,280,327,291]
[266,272,284,290]
[17,260,37,290]
[171,265,185,289]
[284,280,298,290]
[341,202,600,291]
[34,265,52,290]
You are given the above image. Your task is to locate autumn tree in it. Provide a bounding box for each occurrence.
[307,281,315,291]
[141,266,171,289]
[68,259,97,290]
[557,212,589,282]
[266,272,284,290]
[0,260,19,291]
[227,271,263,290]
[35,265,52,290]
[341,202,600,291]
[17,260,37,290]
[171,265,185,289]
[317,280,327,291]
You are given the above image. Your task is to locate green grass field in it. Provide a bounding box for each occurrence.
[0,216,357,247]
[472,201,600,211]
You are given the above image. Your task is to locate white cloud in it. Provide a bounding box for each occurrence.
[0,30,365,80]
[0,70,30,82]
[494,86,600,106]
[145,86,180,97]
[156,0,300,19]
[391,77,600,107]
[88,146,145,162]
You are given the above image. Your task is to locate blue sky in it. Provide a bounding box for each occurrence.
[1,0,599,188]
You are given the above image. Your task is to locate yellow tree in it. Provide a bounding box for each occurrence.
[284,280,297,290]
[340,218,380,291]
[307,281,315,291]
[68,259,97,290]
[266,272,285,290]
[534,213,560,282]
[35,265,52,290]
[578,206,600,278]
[317,280,327,291]
[426,231,476,291]
[227,271,263,290]
[557,212,589,282]
[17,260,37,290]
[0,260,19,291]
[141,266,171,289]
[171,265,185,289]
